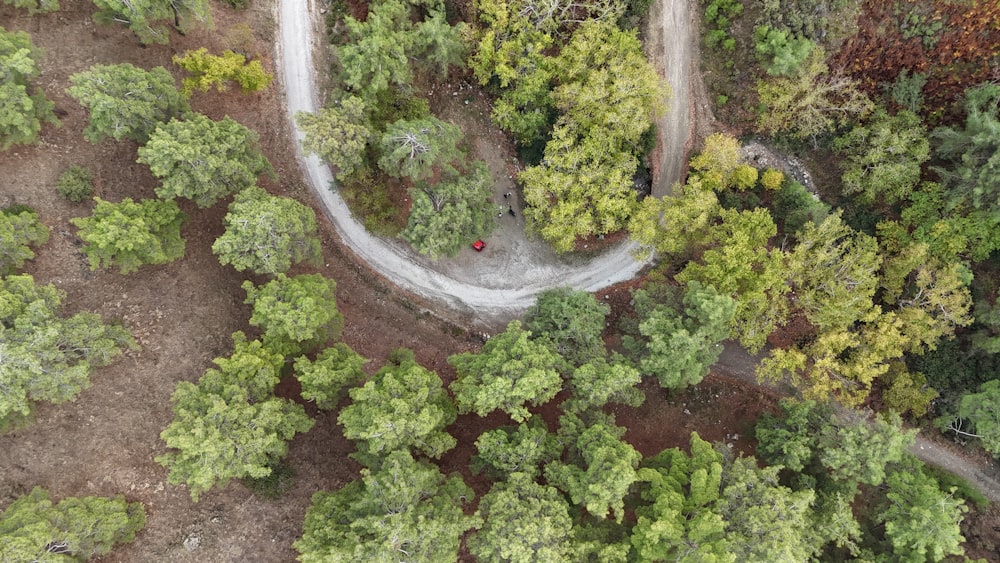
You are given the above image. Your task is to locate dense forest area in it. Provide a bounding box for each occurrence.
[2,0,1000,560]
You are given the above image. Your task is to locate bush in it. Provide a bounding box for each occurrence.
[56,165,94,202]
[223,0,248,8]
[773,180,830,235]
[338,170,404,237]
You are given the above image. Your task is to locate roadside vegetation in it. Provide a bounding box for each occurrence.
[3,0,1000,560]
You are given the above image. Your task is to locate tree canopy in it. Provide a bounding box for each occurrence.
[294,343,367,410]
[172,48,272,96]
[70,197,186,274]
[296,96,372,180]
[0,27,57,150]
[212,186,322,275]
[525,287,609,366]
[0,205,49,275]
[243,273,343,356]
[377,116,465,181]
[91,0,211,45]
[67,63,188,143]
[138,114,271,208]
[0,275,135,430]
[157,332,314,501]
[0,487,145,561]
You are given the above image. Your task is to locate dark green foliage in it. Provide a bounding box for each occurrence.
[56,166,94,203]
[67,64,188,143]
[339,348,457,463]
[942,380,1000,457]
[0,487,146,561]
[833,108,930,203]
[241,461,294,499]
[0,27,57,150]
[338,170,404,237]
[0,205,49,275]
[471,419,561,479]
[223,0,248,7]
[157,332,314,501]
[402,163,497,259]
[0,275,135,430]
[243,274,344,356]
[295,450,476,562]
[71,197,187,274]
[907,338,998,395]
[886,69,927,113]
[702,0,742,52]
[525,287,610,366]
[753,25,815,77]
[757,0,860,48]
[294,343,367,410]
[1,0,58,13]
[773,180,831,235]
[91,0,211,45]
[212,186,322,275]
[377,116,465,181]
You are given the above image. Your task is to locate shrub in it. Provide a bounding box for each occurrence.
[223,0,248,8]
[56,165,94,202]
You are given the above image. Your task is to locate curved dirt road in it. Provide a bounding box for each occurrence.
[276,0,676,326]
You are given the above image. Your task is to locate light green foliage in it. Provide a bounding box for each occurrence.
[773,180,830,234]
[752,25,815,77]
[952,380,1000,456]
[677,207,787,353]
[0,275,134,429]
[879,459,967,562]
[628,280,735,389]
[0,27,57,150]
[402,163,496,259]
[138,114,271,208]
[931,83,1000,220]
[243,274,343,356]
[0,205,49,275]
[91,0,210,45]
[688,133,741,191]
[525,287,609,366]
[449,320,564,422]
[70,197,186,274]
[468,471,575,563]
[173,48,271,96]
[881,361,938,419]
[377,116,464,181]
[756,48,873,143]
[56,165,94,203]
[409,9,468,77]
[294,343,366,410]
[295,450,476,562]
[471,419,561,478]
[716,457,817,562]
[521,20,664,252]
[157,332,314,501]
[756,399,916,486]
[1,0,58,12]
[0,487,145,561]
[545,414,641,522]
[296,96,372,180]
[212,186,322,275]
[632,433,732,563]
[628,178,721,259]
[834,108,930,203]
[339,349,456,462]
[888,69,927,113]
[67,63,188,143]
[563,357,643,413]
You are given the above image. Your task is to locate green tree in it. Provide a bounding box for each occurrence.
[402,163,497,259]
[377,116,465,181]
[563,357,643,413]
[946,379,1000,456]
[138,114,271,208]
[0,275,134,429]
[1,0,58,13]
[243,273,343,356]
[295,450,476,562]
[294,343,367,410]
[468,471,576,563]
[70,197,186,274]
[878,458,967,562]
[627,280,735,389]
[172,48,272,96]
[520,20,664,251]
[296,96,372,180]
[471,419,561,479]
[338,349,457,463]
[525,287,609,366]
[756,48,873,143]
[336,0,413,99]
[628,177,721,260]
[212,186,322,275]
[91,0,211,45]
[632,433,732,563]
[449,320,565,422]
[752,25,815,77]
[0,205,49,275]
[834,108,930,203]
[0,487,145,561]
[157,332,314,501]
[931,83,1000,220]
[67,63,188,143]
[0,27,57,150]
[410,9,468,77]
[545,414,641,522]
[688,133,757,191]
[56,165,95,203]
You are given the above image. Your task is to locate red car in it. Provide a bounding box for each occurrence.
[472,240,486,252]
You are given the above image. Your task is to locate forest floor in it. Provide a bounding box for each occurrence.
[2,0,1000,560]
